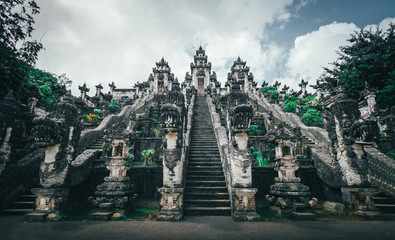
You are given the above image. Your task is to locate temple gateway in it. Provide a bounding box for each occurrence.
[0,46,394,221]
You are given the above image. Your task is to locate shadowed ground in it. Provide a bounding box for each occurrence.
[0,215,394,240]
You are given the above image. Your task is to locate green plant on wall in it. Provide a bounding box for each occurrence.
[153,127,161,137]
[249,125,262,135]
[301,108,323,127]
[250,146,268,167]
[109,98,120,113]
[283,93,300,113]
[141,149,155,165]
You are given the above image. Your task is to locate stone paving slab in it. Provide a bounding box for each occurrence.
[0,215,394,240]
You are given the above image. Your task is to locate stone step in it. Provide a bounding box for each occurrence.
[183,206,231,216]
[374,204,395,213]
[373,196,394,204]
[187,166,223,171]
[188,162,222,166]
[186,180,226,187]
[189,152,220,158]
[184,192,229,200]
[184,199,230,207]
[188,159,221,162]
[189,151,220,155]
[9,201,35,209]
[186,175,225,181]
[0,208,34,215]
[187,170,224,176]
[190,146,218,149]
[185,186,227,193]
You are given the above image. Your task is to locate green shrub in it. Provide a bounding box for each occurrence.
[284,101,296,113]
[109,99,120,113]
[270,90,279,100]
[251,146,268,167]
[249,125,262,135]
[386,150,395,159]
[93,108,102,113]
[301,109,323,126]
[260,86,276,94]
[141,149,155,165]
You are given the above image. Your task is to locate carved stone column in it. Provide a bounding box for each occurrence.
[157,87,185,220]
[227,80,259,221]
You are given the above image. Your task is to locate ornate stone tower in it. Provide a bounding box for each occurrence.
[190,46,211,96]
[151,58,175,94]
[228,57,254,93]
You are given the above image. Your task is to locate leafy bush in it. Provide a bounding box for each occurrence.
[93,108,102,113]
[260,86,276,94]
[251,146,268,167]
[249,125,262,135]
[284,101,296,113]
[386,150,395,159]
[141,149,155,165]
[270,90,279,100]
[109,99,120,113]
[83,113,99,121]
[261,86,278,100]
[283,93,300,113]
[301,109,323,126]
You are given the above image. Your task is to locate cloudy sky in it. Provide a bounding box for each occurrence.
[30,0,395,95]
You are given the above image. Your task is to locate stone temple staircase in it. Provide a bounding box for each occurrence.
[0,190,35,215]
[184,96,231,216]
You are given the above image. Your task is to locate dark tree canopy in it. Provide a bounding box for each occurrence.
[0,0,43,100]
[320,24,395,109]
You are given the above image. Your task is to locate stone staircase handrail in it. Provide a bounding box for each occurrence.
[365,146,395,196]
[77,94,154,153]
[248,91,331,152]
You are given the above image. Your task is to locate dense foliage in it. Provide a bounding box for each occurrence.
[261,86,279,100]
[0,0,43,100]
[301,108,323,127]
[283,93,300,113]
[321,24,395,109]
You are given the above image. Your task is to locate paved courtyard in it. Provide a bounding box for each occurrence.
[1,215,394,240]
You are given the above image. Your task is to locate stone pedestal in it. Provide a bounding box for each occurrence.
[25,187,69,221]
[341,187,381,219]
[268,156,317,220]
[89,156,133,220]
[30,188,69,213]
[231,188,260,221]
[157,187,183,221]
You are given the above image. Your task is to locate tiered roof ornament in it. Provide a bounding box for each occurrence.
[189,46,212,96]
[191,46,211,70]
[227,56,254,93]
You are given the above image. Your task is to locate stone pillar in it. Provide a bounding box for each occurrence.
[365,91,377,117]
[226,81,259,220]
[158,101,185,221]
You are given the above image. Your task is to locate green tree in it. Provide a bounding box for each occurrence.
[0,0,43,100]
[321,24,395,108]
